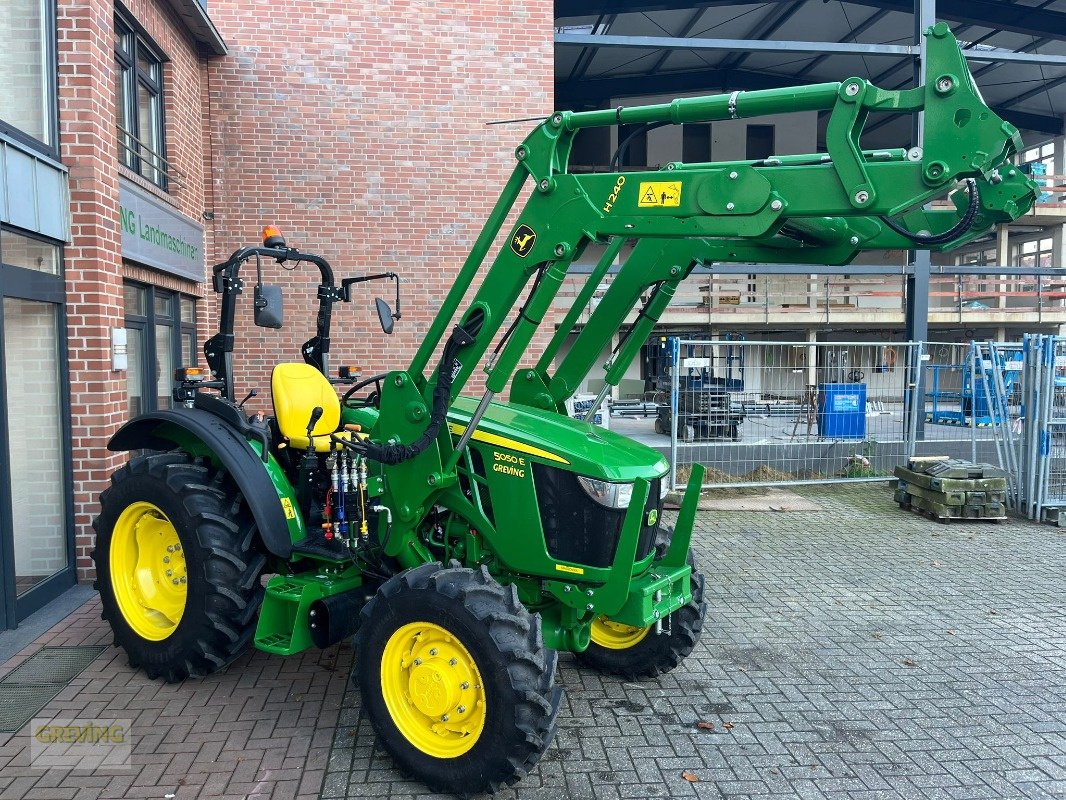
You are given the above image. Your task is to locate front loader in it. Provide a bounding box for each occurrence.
[93,24,1035,794]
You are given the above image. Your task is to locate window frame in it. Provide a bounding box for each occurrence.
[114,11,169,190]
[123,281,198,416]
[0,225,74,627]
[0,0,60,157]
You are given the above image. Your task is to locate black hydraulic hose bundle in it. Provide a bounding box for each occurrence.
[880,178,980,246]
[357,325,475,465]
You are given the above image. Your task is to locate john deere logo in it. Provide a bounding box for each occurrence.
[510,225,537,257]
[647,508,659,527]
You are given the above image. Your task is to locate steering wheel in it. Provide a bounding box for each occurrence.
[342,373,388,409]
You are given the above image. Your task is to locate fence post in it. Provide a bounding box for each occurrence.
[969,341,978,464]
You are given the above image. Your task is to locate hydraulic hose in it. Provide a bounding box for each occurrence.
[879,178,979,246]
[359,325,475,465]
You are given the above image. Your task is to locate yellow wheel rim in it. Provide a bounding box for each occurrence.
[109,501,187,641]
[590,616,651,650]
[380,621,487,758]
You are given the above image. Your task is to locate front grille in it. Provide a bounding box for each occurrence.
[533,464,662,569]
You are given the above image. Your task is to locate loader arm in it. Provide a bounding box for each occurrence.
[371,23,1035,562]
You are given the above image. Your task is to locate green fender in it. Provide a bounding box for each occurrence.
[108,408,302,558]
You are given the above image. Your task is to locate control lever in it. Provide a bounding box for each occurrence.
[238,389,258,409]
[306,406,324,434]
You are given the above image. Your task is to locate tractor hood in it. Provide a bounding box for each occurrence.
[447,396,668,482]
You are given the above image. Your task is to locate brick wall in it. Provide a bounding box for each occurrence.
[202,0,556,418]
[62,0,554,581]
[59,0,209,580]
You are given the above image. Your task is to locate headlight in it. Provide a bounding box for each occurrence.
[576,476,634,509]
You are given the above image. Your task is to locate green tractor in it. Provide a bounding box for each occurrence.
[93,25,1034,794]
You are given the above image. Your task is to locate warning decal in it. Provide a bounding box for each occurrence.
[637,182,682,208]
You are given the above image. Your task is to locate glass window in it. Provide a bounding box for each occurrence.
[126,326,144,417]
[123,282,197,416]
[154,292,173,319]
[0,0,53,147]
[155,323,173,409]
[3,298,67,595]
[115,13,168,189]
[123,283,146,316]
[0,230,60,274]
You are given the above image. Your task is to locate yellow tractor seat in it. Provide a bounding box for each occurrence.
[271,363,350,452]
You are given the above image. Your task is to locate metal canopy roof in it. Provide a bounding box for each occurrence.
[555,0,1066,146]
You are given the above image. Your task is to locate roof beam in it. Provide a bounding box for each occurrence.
[720,1,806,71]
[555,0,1066,40]
[566,13,617,83]
[554,33,915,58]
[554,32,1066,67]
[555,67,802,105]
[554,68,1065,135]
[995,108,1063,136]
[646,8,708,74]
[793,8,890,79]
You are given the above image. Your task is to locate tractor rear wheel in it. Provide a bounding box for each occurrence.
[92,452,266,682]
[354,563,562,794]
[576,527,705,680]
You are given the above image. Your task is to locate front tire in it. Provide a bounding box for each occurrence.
[355,563,562,794]
[576,528,706,680]
[92,452,266,682]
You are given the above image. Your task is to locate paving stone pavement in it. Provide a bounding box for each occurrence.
[0,484,1062,799]
[325,485,1066,800]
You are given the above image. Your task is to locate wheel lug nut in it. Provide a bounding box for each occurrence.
[166,570,173,577]
[172,579,179,585]
[163,556,170,564]
[457,705,466,714]
[441,714,449,722]
[429,648,438,656]
[461,682,470,690]
[414,658,422,666]
[449,658,457,666]
[179,576,187,584]
[166,545,174,553]
[174,544,181,551]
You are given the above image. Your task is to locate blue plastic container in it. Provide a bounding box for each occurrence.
[817,383,867,439]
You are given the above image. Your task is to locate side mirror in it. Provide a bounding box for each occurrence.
[254,284,284,329]
[375,297,394,335]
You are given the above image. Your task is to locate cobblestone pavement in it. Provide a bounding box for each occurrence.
[326,485,1066,800]
[0,484,1063,799]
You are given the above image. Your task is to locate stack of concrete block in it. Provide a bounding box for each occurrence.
[894,458,1008,522]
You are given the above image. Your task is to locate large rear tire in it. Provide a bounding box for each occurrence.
[576,528,705,680]
[354,563,562,794]
[92,452,266,682]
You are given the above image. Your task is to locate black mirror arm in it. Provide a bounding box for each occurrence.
[341,273,401,318]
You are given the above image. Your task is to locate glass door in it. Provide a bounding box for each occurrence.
[0,228,75,627]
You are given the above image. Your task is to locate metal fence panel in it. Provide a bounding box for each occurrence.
[665,340,928,489]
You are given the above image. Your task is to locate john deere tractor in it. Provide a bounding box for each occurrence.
[94,25,1035,794]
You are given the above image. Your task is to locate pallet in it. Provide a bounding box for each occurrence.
[894,488,1006,523]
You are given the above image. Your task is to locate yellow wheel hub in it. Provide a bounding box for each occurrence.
[380,621,487,758]
[109,501,187,641]
[590,616,651,650]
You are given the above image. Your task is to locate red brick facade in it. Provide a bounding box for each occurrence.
[58,0,554,580]
[203,0,555,410]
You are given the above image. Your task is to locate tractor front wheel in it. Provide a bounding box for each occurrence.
[576,529,706,680]
[354,563,562,794]
[92,452,266,682]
